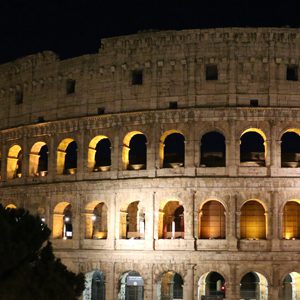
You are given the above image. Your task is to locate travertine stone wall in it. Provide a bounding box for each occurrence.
[2,28,300,299]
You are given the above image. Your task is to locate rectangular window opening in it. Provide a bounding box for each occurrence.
[250,99,259,107]
[15,90,23,105]
[97,107,105,115]
[169,101,178,109]
[131,70,143,85]
[66,79,76,94]
[286,65,298,81]
[206,64,218,80]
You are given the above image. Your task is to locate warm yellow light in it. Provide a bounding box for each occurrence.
[94,232,107,239]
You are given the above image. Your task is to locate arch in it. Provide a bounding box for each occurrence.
[7,144,22,179]
[88,135,111,172]
[29,141,48,176]
[5,203,17,209]
[283,200,300,239]
[158,271,183,300]
[240,200,266,239]
[122,131,147,170]
[83,270,106,300]
[240,128,266,166]
[85,202,108,239]
[200,131,226,167]
[57,138,77,175]
[197,271,225,300]
[280,272,300,300]
[240,272,268,300]
[119,271,144,300]
[199,200,226,239]
[120,201,145,239]
[159,201,184,239]
[160,130,185,168]
[281,130,300,168]
[53,201,73,239]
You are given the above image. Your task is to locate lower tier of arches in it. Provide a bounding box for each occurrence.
[57,250,300,300]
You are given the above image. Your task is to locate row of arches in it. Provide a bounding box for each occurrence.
[83,270,300,299]
[3,128,300,180]
[8,199,297,241]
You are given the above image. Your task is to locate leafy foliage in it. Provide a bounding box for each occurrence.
[0,204,85,300]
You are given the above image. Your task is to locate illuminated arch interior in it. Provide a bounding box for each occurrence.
[119,201,145,239]
[160,130,185,168]
[240,200,266,240]
[159,271,183,300]
[281,129,300,168]
[200,131,226,167]
[5,203,17,209]
[88,135,111,172]
[57,138,77,175]
[159,201,184,239]
[85,201,107,239]
[7,144,22,179]
[199,200,226,239]
[240,128,266,166]
[283,200,300,240]
[29,141,48,176]
[122,131,147,170]
[240,272,268,300]
[53,201,72,239]
[198,272,225,300]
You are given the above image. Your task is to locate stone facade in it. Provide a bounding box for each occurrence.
[1,28,300,299]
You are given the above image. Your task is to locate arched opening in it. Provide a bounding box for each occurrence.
[159,201,184,239]
[281,131,300,168]
[159,271,183,300]
[240,272,268,300]
[83,270,106,300]
[5,203,17,209]
[88,136,111,172]
[119,271,144,300]
[7,145,22,179]
[85,202,108,239]
[240,129,266,166]
[199,201,226,239]
[280,272,300,300]
[240,201,266,240]
[120,201,145,239]
[283,201,300,240]
[160,131,185,168]
[122,132,147,170]
[200,132,226,167]
[29,142,48,176]
[53,202,73,239]
[57,138,77,175]
[198,272,225,300]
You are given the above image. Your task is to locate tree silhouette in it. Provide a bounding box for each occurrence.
[0,204,85,300]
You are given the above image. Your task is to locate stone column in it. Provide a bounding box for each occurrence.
[271,191,280,251]
[183,265,194,300]
[228,45,237,106]
[28,153,40,176]
[265,139,271,167]
[184,196,194,240]
[228,195,238,250]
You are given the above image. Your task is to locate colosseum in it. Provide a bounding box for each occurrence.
[2,27,300,300]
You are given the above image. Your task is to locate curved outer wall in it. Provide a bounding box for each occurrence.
[1,28,300,299]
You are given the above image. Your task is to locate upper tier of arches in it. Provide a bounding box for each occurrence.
[2,126,300,182]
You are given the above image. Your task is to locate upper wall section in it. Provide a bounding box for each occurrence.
[2,28,300,129]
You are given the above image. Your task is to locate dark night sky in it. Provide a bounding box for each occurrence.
[0,0,300,64]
